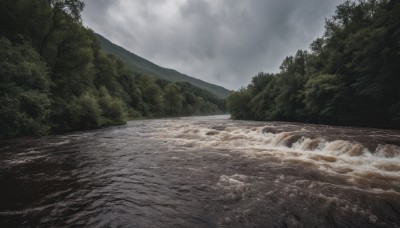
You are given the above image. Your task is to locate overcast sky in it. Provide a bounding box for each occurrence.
[81,0,344,90]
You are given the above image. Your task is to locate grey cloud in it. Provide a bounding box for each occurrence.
[82,0,343,90]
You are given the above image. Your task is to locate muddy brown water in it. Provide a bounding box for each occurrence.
[1,115,400,227]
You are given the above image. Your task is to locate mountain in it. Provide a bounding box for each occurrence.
[95,34,230,98]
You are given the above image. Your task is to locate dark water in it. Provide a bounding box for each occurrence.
[1,115,400,227]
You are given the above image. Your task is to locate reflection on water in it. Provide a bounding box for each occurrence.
[0,115,400,227]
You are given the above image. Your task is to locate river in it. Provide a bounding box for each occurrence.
[1,115,400,227]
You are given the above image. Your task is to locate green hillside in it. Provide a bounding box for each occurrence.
[95,34,230,98]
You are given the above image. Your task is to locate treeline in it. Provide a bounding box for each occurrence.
[227,0,400,128]
[0,0,225,138]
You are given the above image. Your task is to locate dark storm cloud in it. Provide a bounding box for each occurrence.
[82,0,343,90]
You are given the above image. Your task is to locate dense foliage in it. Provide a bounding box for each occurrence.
[0,0,226,138]
[227,0,400,128]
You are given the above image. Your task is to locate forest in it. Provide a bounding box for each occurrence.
[0,0,226,138]
[227,0,400,128]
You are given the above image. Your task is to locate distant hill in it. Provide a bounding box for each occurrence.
[95,34,230,98]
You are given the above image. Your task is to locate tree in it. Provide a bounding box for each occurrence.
[227,88,252,119]
[0,38,51,137]
[163,83,184,116]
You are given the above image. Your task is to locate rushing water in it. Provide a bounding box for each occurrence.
[1,115,400,227]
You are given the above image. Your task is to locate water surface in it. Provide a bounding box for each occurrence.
[1,115,400,227]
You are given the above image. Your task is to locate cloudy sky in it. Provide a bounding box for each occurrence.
[82,0,343,90]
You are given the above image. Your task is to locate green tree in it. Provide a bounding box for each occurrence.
[163,83,184,116]
[98,87,126,125]
[227,88,252,119]
[135,75,163,116]
[0,38,51,137]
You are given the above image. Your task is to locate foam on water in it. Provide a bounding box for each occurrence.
[152,121,400,193]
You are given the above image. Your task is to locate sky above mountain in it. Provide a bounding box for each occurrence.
[82,0,343,90]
